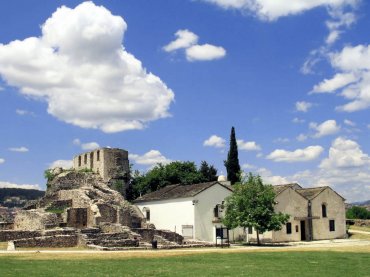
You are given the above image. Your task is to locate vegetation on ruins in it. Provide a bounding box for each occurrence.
[346,206,370,219]
[44,169,56,184]
[128,161,218,200]
[223,173,289,245]
[224,126,241,185]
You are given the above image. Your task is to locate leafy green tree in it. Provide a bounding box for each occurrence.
[223,173,289,245]
[346,206,370,219]
[199,161,218,182]
[129,161,219,200]
[224,127,241,185]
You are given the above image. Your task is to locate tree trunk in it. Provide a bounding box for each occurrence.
[256,230,260,245]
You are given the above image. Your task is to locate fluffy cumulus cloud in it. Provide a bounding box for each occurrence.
[266,145,324,162]
[73,139,100,151]
[295,101,313,112]
[237,139,261,151]
[49,159,73,169]
[0,181,40,190]
[0,158,4,164]
[129,150,171,166]
[312,44,370,112]
[310,119,341,138]
[201,0,357,21]
[319,137,370,169]
[9,147,29,153]
[0,2,174,133]
[203,135,226,148]
[163,29,226,61]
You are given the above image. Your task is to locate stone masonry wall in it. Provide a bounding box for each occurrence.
[13,235,78,248]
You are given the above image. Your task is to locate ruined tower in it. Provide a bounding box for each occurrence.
[72,148,130,194]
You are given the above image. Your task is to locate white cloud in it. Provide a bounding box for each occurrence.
[0,86,4,91]
[201,0,357,21]
[0,158,4,164]
[237,139,261,151]
[273,137,290,143]
[312,72,358,93]
[292,117,305,124]
[73,138,99,151]
[296,134,308,142]
[256,167,289,185]
[49,159,73,169]
[16,109,35,116]
[312,44,370,112]
[204,135,226,148]
[0,181,41,190]
[310,119,341,138]
[164,29,226,62]
[344,119,356,126]
[266,145,324,162]
[242,163,256,170]
[320,137,369,169]
[163,29,198,52]
[295,101,313,112]
[186,44,226,61]
[129,150,171,166]
[8,147,29,153]
[0,2,174,133]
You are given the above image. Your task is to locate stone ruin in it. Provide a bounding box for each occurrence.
[0,148,187,250]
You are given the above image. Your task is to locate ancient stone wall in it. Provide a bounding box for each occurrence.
[0,230,42,242]
[132,228,183,244]
[96,204,117,225]
[67,208,88,229]
[13,235,78,248]
[13,210,59,230]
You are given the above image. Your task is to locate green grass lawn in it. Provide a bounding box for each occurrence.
[0,251,369,277]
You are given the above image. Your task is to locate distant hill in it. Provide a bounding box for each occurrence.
[352,200,370,206]
[0,188,45,208]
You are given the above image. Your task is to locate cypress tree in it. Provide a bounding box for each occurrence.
[224,126,241,185]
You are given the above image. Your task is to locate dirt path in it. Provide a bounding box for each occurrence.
[0,239,369,259]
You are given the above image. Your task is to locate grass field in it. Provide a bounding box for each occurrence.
[0,250,369,277]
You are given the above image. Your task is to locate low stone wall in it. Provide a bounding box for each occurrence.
[0,230,42,242]
[13,235,78,248]
[132,228,183,245]
[351,219,370,227]
[0,222,14,230]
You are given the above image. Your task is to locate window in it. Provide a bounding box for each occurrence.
[248,226,253,234]
[78,156,81,167]
[146,210,150,221]
[286,222,292,234]
[84,154,87,164]
[214,205,219,218]
[329,220,335,232]
[97,150,100,161]
[295,225,299,233]
[322,204,327,218]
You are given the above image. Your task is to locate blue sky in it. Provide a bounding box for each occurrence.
[0,0,370,202]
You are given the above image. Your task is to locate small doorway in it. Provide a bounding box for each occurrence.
[300,220,306,241]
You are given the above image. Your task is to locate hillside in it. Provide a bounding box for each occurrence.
[0,188,45,208]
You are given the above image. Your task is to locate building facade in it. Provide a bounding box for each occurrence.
[248,184,346,242]
[134,182,243,242]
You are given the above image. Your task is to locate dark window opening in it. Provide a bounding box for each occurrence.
[248,226,253,234]
[78,156,81,167]
[146,210,150,221]
[295,225,299,233]
[286,222,292,234]
[322,204,327,218]
[214,205,219,218]
[97,150,100,161]
[329,220,335,232]
[84,154,87,164]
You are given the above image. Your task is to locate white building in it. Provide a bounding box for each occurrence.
[134,181,240,242]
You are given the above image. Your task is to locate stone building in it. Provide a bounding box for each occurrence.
[73,148,130,194]
[248,184,346,242]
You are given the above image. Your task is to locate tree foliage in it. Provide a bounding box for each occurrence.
[223,173,289,244]
[128,161,218,200]
[346,206,370,219]
[224,126,241,185]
